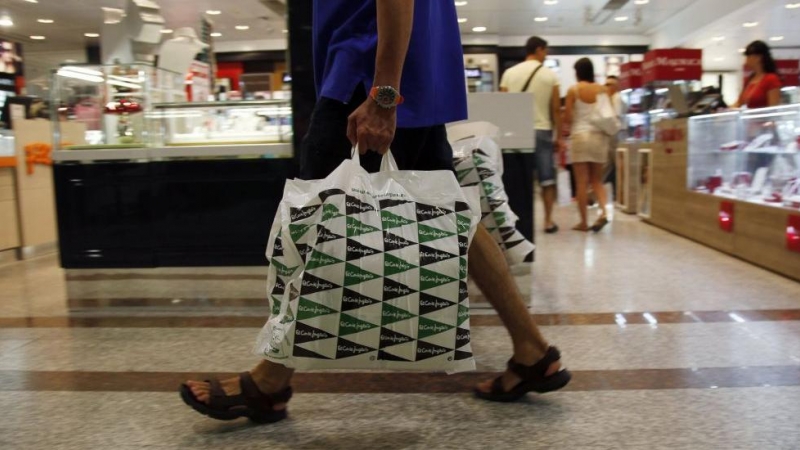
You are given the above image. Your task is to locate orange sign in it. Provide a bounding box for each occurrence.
[0,156,15,168]
[24,142,53,174]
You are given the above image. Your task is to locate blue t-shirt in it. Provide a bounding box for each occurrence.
[312,0,468,128]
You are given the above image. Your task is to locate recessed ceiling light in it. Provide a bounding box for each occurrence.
[534,17,548,22]
[738,48,745,53]
[235,25,250,30]
[634,0,650,4]
[743,21,758,27]
[30,35,46,40]
[37,19,54,24]
[455,1,468,6]
[770,36,784,41]
[282,29,288,33]
[0,16,13,27]
[458,17,468,23]
[714,57,725,61]
[712,36,725,41]
[210,32,222,37]
[544,0,558,5]
[615,16,629,21]
[206,10,222,15]
[160,29,174,34]
[25,0,38,3]
[786,3,800,9]
[472,26,487,32]
[84,33,100,38]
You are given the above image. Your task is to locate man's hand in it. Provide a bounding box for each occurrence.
[347,99,397,155]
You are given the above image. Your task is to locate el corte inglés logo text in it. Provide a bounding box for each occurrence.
[420,228,449,239]
[381,334,409,344]
[337,344,369,353]
[311,254,337,265]
[342,320,373,331]
[382,215,409,226]
[351,188,405,199]
[383,310,410,319]
[417,207,448,218]
[420,251,449,261]
[318,229,339,240]
[419,323,449,333]
[346,270,374,281]
[385,260,411,270]
[347,245,374,255]
[459,240,468,249]
[457,332,470,341]
[296,329,330,340]
[343,295,373,306]
[384,236,407,246]
[420,299,451,309]
[348,222,375,233]
[458,308,469,319]
[299,304,331,315]
[291,207,317,221]
[346,201,373,212]
[421,274,451,284]
[417,347,448,356]
[303,279,333,290]
[385,285,411,295]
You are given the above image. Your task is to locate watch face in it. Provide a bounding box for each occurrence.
[376,86,397,106]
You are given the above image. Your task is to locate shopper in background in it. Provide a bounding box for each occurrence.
[735,40,782,109]
[181,0,571,424]
[564,58,611,232]
[603,75,623,200]
[500,36,562,234]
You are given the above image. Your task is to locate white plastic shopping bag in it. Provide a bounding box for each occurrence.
[557,170,572,206]
[591,93,623,136]
[451,136,535,266]
[254,150,482,373]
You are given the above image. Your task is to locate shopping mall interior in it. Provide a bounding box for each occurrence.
[1,0,800,448]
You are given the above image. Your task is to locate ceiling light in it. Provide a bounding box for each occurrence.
[25,0,38,3]
[282,29,288,33]
[458,17,468,23]
[743,21,758,27]
[714,57,725,61]
[544,0,558,4]
[30,36,46,40]
[634,0,650,4]
[615,16,629,21]
[160,29,173,34]
[534,17,548,22]
[0,16,13,27]
[235,25,250,30]
[84,33,100,38]
[455,1,468,6]
[206,10,222,15]
[770,36,784,41]
[472,26,487,32]
[210,32,222,37]
[712,36,725,41]
[786,3,800,9]
[37,19,54,24]
[738,48,745,53]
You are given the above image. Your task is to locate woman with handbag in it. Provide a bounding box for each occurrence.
[564,58,615,232]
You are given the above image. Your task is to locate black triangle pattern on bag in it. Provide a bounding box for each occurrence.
[505,240,525,249]
[292,345,332,360]
[477,167,495,180]
[378,350,413,362]
[383,231,417,252]
[415,341,452,361]
[379,327,414,348]
[419,244,458,267]
[455,327,471,349]
[335,337,377,359]
[419,292,456,315]
[379,198,413,209]
[289,204,322,223]
[459,280,469,302]
[383,278,417,301]
[454,350,473,361]
[346,238,381,261]
[345,195,376,215]
[317,225,345,243]
[499,226,516,240]
[489,198,506,211]
[271,234,284,258]
[318,188,346,202]
[296,244,312,260]
[294,322,336,344]
[458,235,469,257]
[271,277,286,296]
[300,272,340,295]
[475,148,489,157]
[453,156,471,167]
[341,288,381,311]
[454,201,470,213]
[416,203,453,223]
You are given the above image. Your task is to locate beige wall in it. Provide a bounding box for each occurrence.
[0,168,20,251]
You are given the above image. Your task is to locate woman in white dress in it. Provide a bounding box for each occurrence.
[564,58,611,232]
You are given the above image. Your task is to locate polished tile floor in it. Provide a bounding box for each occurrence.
[1,204,799,449]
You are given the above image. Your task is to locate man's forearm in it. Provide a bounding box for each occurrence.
[374,0,415,89]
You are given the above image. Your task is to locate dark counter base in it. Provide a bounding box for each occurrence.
[54,159,296,268]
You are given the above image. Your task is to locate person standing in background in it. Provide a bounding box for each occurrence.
[603,75,623,200]
[735,40,781,109]
[500,36,562,234]
[564,58,611,232]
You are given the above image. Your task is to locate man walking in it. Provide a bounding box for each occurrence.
[500,37,562,234]
[181,1,570,423]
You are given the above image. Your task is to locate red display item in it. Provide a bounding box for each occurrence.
[619,62,643,90]
[642,49,703,84]
[719,201,734,233]
[706,175,723,193]
[732,172,752,187]
[104,98,142,114]
[787,215,800,253]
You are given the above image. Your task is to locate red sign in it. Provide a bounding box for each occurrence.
[642,49,703,83]
[719,201,734,233]
[788,215,800,253]
[743,60,799,87]
[619,62,643,90]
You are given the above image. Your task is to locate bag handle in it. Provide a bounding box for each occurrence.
[351,146,399,172]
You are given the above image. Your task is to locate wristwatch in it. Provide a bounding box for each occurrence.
[370,86,404,109]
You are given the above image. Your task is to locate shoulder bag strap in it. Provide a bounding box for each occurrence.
[521,64,545,92]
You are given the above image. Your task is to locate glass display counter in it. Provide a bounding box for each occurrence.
[687,105,800,210]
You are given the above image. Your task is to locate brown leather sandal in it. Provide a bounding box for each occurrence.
[180,372,293,423]
[474,346,572,403]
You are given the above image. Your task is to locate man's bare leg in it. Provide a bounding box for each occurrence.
[542,185,557,229]
[186,360,295,410]
[469,224,561,393]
